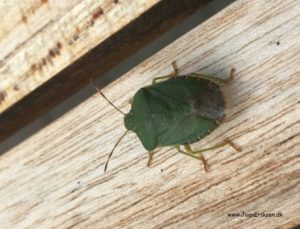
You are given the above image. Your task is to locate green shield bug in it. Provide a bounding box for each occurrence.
[92,61,241,172]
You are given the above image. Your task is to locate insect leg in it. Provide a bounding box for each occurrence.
[172,61,179,76]
[190,139,241,154]
[175,145,209,172]
[152,61,179,85]
[147,151,155,167]
[188,68,236,85]
[184,144,209,172]
[224,68,236,83]
[188,73,226,85]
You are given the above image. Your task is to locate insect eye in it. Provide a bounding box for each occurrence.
[124,112,135,131]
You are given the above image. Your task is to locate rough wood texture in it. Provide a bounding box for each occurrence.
[0,0,158,112]
[0,0,211,142]
[1,0,299,228]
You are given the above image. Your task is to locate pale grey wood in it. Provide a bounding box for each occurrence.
[0,0,159,113]
[0,0,299,228]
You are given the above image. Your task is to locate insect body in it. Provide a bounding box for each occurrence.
[125,77,224,150]
[92,61,240,172]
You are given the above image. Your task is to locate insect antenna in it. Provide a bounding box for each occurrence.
[90,79,125,115]
[104,130,129,172]
[90,79,129,172]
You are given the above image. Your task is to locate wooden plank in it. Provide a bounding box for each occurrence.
[0,0,159,112]
[0,0,211,142]
[0,0,300,228]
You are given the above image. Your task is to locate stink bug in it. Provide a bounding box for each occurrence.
[92,61,241,172]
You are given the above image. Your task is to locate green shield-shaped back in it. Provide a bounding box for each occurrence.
[124,76,225,151]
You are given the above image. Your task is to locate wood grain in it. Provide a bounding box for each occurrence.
[0,0,299,228]
[0,0,159,113]
[0,0,211,142]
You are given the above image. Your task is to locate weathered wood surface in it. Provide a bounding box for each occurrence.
[0,0,300,228]
[0,0,210,142]
[0,0,159,112]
